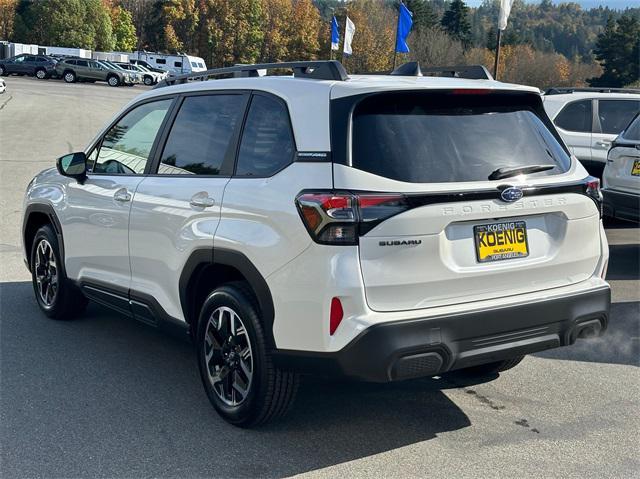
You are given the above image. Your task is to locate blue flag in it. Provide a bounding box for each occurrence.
[396,3,413,53]
[331,16,340,51]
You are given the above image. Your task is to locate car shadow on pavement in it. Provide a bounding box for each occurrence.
[1,281,470,479]
[606,243,639,280]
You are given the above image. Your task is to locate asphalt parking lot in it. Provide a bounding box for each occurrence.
[1,76,639,479]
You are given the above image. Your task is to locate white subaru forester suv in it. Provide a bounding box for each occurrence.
[22,61,611,427]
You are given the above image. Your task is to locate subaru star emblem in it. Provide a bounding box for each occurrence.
[500,187,524,203]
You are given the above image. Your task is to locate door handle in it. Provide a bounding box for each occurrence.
[595,141,611,149]
[190,193,215,208]
[114,188,132,202]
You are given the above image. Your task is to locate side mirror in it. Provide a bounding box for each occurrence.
[56,152,87,181]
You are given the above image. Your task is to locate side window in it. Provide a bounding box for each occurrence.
[174,61,182,67]
[156,58,166,65]
[622,116,640,142]
[92,99,172,175]
[598,100,640,135]
[76,60,88,67]
[554,100,592,133]
[26,56,37,62]
[159,94,245,175]
[236,95,295,177]
[14,55,26,63]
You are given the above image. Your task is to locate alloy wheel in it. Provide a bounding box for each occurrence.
[108,77,118,86]
[36,69,46,79]
[64,73,74,83]
[204,306,254,406]
[34,239,58,307]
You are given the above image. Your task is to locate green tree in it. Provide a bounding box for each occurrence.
[12,0,114,50]
[441,0,471,46]
[196,0,265,67]
[111,5,137,51]
[405,0,438,32]
[589,14,640,87]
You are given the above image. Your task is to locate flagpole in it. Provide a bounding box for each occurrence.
[493,28,502,80]
[330,8,334,61]
[393,1,402,70]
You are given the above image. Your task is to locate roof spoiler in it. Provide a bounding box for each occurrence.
[154,60,349,89]
[390,62,493,80]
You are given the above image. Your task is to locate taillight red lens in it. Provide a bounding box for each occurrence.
[329,297,343,335]
[295,191,410,245]
[584,176,603,217]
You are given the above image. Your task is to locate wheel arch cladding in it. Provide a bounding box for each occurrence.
[180,248,276,347]
[23,204,65,274]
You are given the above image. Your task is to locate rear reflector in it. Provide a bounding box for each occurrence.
[329,297,343,335]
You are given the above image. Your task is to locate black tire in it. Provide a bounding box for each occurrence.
[30,225,88,320]
[458,356,525,377]
[63,70,76,83]
[0,65,6,76]
[107,75,120,87]
[196,282,299,427]
[35,68,47,79]
[143,75,153,86]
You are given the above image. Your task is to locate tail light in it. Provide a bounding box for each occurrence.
[296,191,409,245]
[584,176,603,217]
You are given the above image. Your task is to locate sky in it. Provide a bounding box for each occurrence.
[464,0,639,8]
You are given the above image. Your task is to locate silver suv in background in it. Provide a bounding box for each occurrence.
[542,88,640,177]
[603,113,640,222]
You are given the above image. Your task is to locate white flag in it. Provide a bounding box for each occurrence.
[343,16,355,55]
[498,0,515,30]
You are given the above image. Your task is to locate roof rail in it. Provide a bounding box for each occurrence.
[154,60,349,89]
[545,87,640,95]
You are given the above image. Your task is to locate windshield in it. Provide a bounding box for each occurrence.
[350,91,571,183]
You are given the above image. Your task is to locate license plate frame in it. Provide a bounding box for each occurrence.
[474,221,529,263]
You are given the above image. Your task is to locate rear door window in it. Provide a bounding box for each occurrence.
[235,95,295,177]
[554,100,592,133]
[350,92,571,183]
[159,94,245,175]
[598,100,640,135]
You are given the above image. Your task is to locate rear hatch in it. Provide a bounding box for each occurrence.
[331,89,602,312]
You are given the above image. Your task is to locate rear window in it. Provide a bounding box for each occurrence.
[350,92,571,183]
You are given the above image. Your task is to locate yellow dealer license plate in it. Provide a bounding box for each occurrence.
[474,221,529,263]
[631,160,640,176]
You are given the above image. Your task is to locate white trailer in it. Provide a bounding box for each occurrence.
[125,51,207,74]
[93,51,129,63]
[44,46,91,58]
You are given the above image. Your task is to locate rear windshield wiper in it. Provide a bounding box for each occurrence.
[488,165,554,181]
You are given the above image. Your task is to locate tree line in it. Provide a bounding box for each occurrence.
[1,0,638,88]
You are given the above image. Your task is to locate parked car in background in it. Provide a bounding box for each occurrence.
[116,62,166,86]
[129,59,166,74]
[55,58,138,87]
[542,88,640,178]
[0,54,57,79]
[0,78,6,94]
[603,113,640,222]
[97,61,142,86]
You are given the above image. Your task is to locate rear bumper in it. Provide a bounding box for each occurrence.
[274,286,610,382]
[603,188,639,222]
